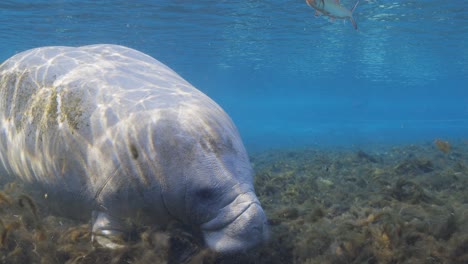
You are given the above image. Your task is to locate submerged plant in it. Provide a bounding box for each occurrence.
[435,139,451,154]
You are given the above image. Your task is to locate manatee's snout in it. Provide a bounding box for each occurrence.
[201,193,269,253]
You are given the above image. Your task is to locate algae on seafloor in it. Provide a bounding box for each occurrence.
[1,141,468,263]
[250,141,468,264]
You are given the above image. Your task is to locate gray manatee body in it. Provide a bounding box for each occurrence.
[0,44,268,253]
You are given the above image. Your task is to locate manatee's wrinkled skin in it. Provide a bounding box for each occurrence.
[0,44,268,253]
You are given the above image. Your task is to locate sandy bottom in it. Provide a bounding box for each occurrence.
[0,140,467,263]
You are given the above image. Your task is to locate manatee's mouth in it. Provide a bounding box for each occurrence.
[201,199,257,231]
[200,193,268,253]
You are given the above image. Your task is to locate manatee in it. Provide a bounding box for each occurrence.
[0,44,268,253]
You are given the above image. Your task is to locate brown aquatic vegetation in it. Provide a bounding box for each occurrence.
[435,138,451,153]
[0,192,13,206]
[18,194,39,220]
[1,141,468,263]
[251,141,468,264]
[0,220,21,247]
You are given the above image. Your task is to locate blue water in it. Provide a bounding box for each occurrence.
[1,0,467,151]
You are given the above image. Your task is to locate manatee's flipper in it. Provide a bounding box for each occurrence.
[91,211,127,249]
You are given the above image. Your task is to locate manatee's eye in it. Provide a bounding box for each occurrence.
[196,188,214,200]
